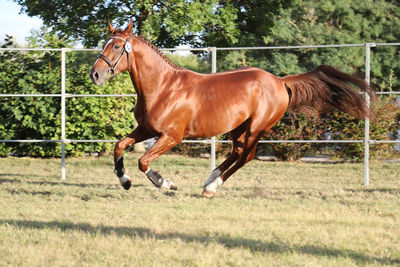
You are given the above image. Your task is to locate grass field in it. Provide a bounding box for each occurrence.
[0,152,399,266]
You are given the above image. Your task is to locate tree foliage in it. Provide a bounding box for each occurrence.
[13,0,242,47]
[216,0,400,90]
[0,29,212,157]
[13,0,296,48]
[15,0,400,88]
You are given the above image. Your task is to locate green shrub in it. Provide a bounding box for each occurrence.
[259,113,326,161]
[0,37,136,157]
[326,96,400,161]
[257,96,399,162]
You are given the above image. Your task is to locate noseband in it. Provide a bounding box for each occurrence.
[97,35,132,78]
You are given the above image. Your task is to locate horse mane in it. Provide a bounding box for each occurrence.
[134,35,183,70]
[109,27,182,70]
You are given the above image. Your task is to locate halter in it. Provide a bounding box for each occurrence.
[97,35,132,78]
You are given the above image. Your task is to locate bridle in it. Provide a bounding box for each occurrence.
[97,35,132,78]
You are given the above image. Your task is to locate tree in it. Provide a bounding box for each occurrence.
[213,0,400,161]
[204,0,294,47]
[12,0,293,48]
[216,0,400,89]
[12,0,237,47]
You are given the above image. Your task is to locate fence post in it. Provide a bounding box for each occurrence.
[61,48,67,180]
[210,47,217,171]
[364,43,374,186]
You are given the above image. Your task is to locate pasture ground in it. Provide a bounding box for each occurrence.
[0,152,399,266]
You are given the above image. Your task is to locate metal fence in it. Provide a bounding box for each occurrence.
[1,43,399,186]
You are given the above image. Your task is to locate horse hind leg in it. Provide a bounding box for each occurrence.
[204,138,244,183]
[202,128,263,198]
[203,110,286,197]
[202,123,247,197]
[201,142,242,198]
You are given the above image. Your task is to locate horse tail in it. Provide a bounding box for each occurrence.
[281,65,376,118]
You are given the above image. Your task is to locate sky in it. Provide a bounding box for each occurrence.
[0,0,43,45]
[0,0,189,53]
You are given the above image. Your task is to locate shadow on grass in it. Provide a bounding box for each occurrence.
[0,173,60,181]
[29,181,147,190]
[0,174,111,188]
[0,177,22,184]
[344,188,400,194]
[5,189,52,196]
[0,173,126,191]
[1,219,399,265]
[27,180,114,188]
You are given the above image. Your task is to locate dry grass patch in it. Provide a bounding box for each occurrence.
[0,153,399,266]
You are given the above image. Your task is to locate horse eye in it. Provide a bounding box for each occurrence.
[114,45,120,49]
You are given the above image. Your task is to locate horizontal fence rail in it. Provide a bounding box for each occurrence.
[2,139,399,144]
[1,43,399,184]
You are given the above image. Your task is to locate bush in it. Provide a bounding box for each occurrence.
[257,96,399,162]
[326,96,400,161]
[259,113,326,161]
[0,37,136,157]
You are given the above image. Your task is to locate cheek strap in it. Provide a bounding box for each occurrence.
[97,35,133,78]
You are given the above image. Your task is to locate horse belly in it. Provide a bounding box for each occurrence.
[186,104,250,138]
[183,69,272,138]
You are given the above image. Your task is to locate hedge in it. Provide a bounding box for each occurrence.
[0,42,136,157]
[260,96,400,161]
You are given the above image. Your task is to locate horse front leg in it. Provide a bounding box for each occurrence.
[114,126,154,190]
[138,134,181,190]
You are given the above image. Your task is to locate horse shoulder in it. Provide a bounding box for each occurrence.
[133,96,146,126]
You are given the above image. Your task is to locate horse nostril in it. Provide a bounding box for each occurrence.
[90,69,100,82]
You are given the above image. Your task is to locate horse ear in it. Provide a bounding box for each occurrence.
[108,20,115,34]
[124,20,133,35]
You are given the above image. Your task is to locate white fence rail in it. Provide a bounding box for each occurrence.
[1,43,399,185]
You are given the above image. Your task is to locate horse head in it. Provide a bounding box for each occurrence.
[90,20,133,86]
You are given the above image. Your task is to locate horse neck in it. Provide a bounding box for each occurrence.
[129,37,180,99]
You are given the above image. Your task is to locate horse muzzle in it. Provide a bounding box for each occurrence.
[89,68,108,86]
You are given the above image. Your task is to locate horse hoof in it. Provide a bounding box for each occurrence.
[121,180,131,190]
[201,189,215,198]
[161,178,178,191]
[119,174,132,190]
[169,183,178,191]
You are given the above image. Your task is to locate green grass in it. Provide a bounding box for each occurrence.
[0,153,399,266]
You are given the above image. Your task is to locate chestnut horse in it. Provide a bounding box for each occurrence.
[90,21,375,197]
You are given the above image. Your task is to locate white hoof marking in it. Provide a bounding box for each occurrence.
[205,169,222,185]
[205,177,223,193]
[161,178,177,190]
[119,174,131,185]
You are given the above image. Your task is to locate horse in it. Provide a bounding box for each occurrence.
[89,20,376,197]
